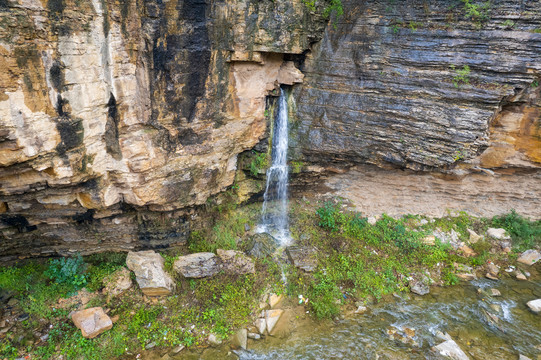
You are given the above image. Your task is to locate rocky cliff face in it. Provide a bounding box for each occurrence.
[291,0,541,219]
[1,0,540,260]
[0,0,326,260]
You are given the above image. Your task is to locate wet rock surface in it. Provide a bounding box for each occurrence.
[246,233,279,258]
[286,246,318,272]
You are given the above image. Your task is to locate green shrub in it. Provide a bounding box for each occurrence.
[44,254,87,293]
[316,201,345,232]
[249,151,269,177]
[307,274,341,319]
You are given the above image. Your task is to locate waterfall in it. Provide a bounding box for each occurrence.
[257,87,291,245]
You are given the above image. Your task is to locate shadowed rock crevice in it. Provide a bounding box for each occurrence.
[105,94,122,160]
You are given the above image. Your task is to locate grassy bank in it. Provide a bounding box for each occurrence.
[0,198,539,359]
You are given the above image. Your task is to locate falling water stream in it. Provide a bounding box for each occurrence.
[257,87,291,246]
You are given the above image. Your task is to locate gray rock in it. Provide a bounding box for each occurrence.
[409,279,430,296]
[247,332,261,340]
[526,299,541,313]
[126,251,175,296]
[246,233,279,258]
[174,252,221,278]
[433,229,461,249]
[519,355,532,360]
[355,305,368,314]
[432,339,470,360]
[286,246,317,272]
[217,249,255,275]
[517,250,541,266]
[367,216,377,226]
[486,228,510,240]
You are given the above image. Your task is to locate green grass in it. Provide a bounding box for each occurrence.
[288,202,535,319]
[491,210,541,251]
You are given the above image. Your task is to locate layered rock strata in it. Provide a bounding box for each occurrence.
[291,0,541,220]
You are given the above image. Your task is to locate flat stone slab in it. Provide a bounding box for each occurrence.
[126,251,175,296]
[286,246,317,272]
[517,250,541,266]
[265,309,284,334]
[71,307,112,339]
[174,252,221,278]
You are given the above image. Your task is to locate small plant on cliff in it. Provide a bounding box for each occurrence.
[302,0,343,27]
[461,0,491,27]
[249,151,269,177]
[451,65,471,88]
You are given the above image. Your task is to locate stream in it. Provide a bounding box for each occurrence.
[235,278,541,360]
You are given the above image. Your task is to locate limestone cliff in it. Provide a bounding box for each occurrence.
[0,0,326,260]
[0,0,540,260]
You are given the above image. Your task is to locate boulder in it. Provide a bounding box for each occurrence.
[217,249,255,275]
[247,332,261,340]
[246,233,279,258]
[103,267,132,297]
[519,355,532,360]
[517,250,541,266]
[486,228,510,240]
[71,307,113,339]
[367,216,377,226]
[286,246,318,272]
[126,251,175,296]
[174,253,221,278]
[432,339,470,360]
[517,273,527,281]
[526,299,541,313]
[355,305,368,314]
